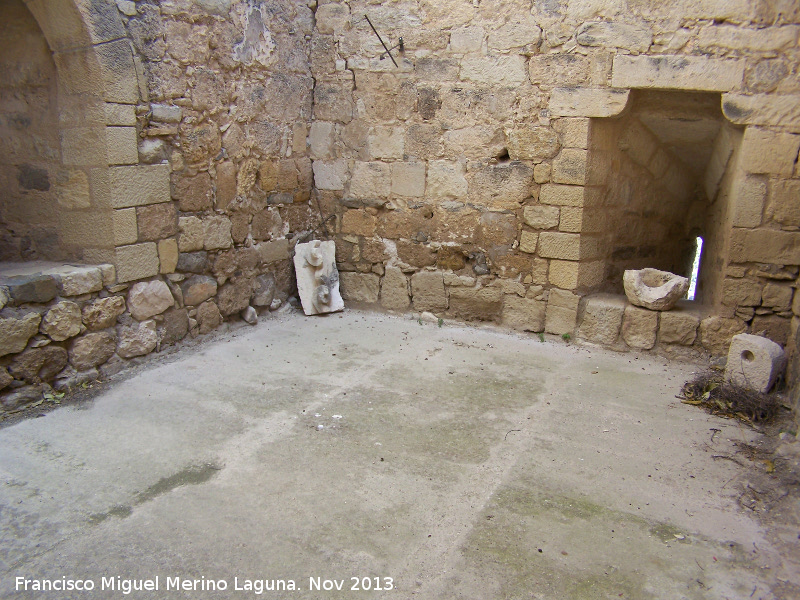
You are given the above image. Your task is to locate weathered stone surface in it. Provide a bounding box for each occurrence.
[127,280,174,320]
[576,21,652,52]
[611,55,744,91]
[0,313,42,357]
[1,275,57,305]
[552,149,587,185]
[70,332,116,371]
[45,266,104,296]
[460,55,527,86]
[203,216,233,250]
[538,232,581,261]
[217,278,254,316]
[380,267,410,312]
[41,301,82,342]
[725,333,786,393]
[1,387,42,411]
[622,306,658,350]
[579,294,627,345]
[751,315,791,346]
[82,296,126,330]
[545,289,579,335]
[9,346,68,383]
[549,88,630,118]
[623,269,689,311]
[258,239,290,263]
[117,320,158,358]
[252,274,276,307]
[392,162,426,197]
[699,316,747,356]
[507,126,560,161]
[449,286,502,321]
[161,308,189,346]
[659,309,700,346]
[540,184,584,207]
[722,93,800,131]
[762,283,794,311]
[0,368,12,392]
[110,164,171,208]
[178,216,204,252]
[181,275,218,306]
[197,300,222,334]
[339,272,380,303]
[172,172,214,212]
[115,243,160,283]
[739,127,800,176]
[411,271,447,312]
[502,296,546,332]
[137,202,178,241]
[730,229,800,264]
[176,251,210,274]
[523,205,560,230]
[313,160,347,191]
[293,240,344,316]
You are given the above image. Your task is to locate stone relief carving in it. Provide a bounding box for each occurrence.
[293,240,344,316]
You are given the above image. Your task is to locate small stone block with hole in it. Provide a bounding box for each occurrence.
[725,333,786,393]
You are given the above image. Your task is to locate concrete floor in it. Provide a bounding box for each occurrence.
[0,309,798,599]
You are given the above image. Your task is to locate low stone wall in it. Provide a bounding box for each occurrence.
[340,268,738,360]
[0,260,287,414]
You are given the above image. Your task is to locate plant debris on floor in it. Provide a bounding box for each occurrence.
[678,371,784,424]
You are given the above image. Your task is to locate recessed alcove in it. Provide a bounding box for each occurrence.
[582,90,743,305]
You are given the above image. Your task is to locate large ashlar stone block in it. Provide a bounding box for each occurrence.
[659,307,700,346]
[381,267,410,311]
[448,286,502,321]
[293,241,344,316]
[576,21,652,53]
[43,265,104,296]
[427,161,468,198]
[548,260,579,289]
[545,289,579,335]
[113,208,138,246]
[549,88,629,118]
[115,243,160,283]
[450,25,485,53]
[579,294,627,345]
[506,126,560,161]
[110,164,171,208]
[460,55,527,86]
[368,127,404,159]
[699,316,747,356]
[540,184,584,207]
[552,149,587,185]
[698,25,799,54]
[725,333,787,393]
[502,296,546,332]
[622,306,658,350]
[391,162,426,197]
[106,126,138,165]
[768,179,800,227]
[339,272,380,304]
[312,159,347,191]
[722,94,800,131]
[538,232,581,260]
[730,229,800,264]
[411,271,447,312]
[731,175,766,228]
[488,18,542,50]
[350,161,391,198]
[611,55,744,91]
[519,231,539,254]
[739,127,800,176]
[623,269,689,311]
[523,205,560,230]
[722,277,762,307]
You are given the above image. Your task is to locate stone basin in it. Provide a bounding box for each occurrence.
[623,268,689,311]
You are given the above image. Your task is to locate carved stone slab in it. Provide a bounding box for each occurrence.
[293,240,344,316]
[623,268,689,311]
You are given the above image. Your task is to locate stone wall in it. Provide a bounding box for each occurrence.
[0,0,64,261]
[308,0,800,362]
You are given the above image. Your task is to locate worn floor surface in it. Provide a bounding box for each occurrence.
[0,309,798,599]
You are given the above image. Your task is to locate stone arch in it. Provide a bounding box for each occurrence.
[3,0,149,264]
